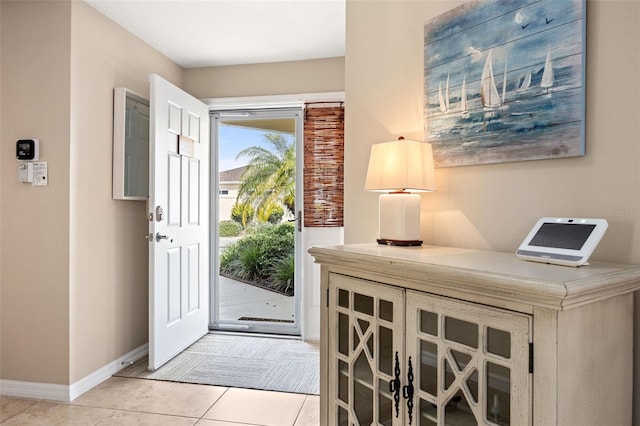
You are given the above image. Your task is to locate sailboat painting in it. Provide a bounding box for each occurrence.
[424,0,585,167]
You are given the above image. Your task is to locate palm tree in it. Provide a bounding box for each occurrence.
[235,133,295,222]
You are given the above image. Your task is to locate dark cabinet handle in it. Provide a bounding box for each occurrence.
[403,356,415,425]
[389,351,401,418]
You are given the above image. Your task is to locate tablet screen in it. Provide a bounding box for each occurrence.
[528,223,596,250]
[517,218,608,266]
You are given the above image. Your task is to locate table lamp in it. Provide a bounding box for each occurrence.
[364,137,437,246]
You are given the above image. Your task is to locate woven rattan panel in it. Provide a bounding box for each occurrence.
[303,106,344,227]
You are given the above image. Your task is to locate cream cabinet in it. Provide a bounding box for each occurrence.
[310,245,640,426]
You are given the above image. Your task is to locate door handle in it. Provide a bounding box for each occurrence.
[403,356,415,425]
[155,232,172,242]
[287,210,302,232]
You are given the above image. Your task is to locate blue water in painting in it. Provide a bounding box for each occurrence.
[424,0,585,167]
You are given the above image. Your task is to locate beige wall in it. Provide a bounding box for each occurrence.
[345,0,640,261]
[1,0,72,385]
[69,1,182,383]
[0,0,182,385]
[183,57,345,99]
[344,0,640,417]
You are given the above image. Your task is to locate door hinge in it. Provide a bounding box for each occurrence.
[326,288,329,308]
[529,342,534,374]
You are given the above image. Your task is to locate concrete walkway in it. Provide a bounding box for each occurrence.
[218,275,294,322]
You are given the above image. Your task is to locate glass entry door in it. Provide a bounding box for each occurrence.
[210,108,302,335]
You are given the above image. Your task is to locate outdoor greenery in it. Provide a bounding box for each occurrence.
[235,133,295,217]
[219,132,296,296]
[230,202,284,228]
[230,202,255,228]
[218,220,243,237]
[219,222,295,296]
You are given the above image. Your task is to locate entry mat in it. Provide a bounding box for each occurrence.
[115,333,319,395]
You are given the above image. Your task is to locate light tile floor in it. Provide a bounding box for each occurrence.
[1,377,319,425]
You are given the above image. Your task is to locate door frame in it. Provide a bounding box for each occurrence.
[206,92,345,340]
[209,108,303,335]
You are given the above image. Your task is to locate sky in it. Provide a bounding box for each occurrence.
[218,124,293,173]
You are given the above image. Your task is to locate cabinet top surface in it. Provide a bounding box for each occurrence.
[309,244,640,310]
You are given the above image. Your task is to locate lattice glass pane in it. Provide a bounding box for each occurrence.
[357,318,370,334]
[338,313,348,356]
[379,326,393,375]
[445,316,478,348]
[419,398,438,425]
[406,290,530,426]
[338,289,349,308]
[420,340,438,396]
[354,351,373,385]
[467,369,479,404]
[444,357,455,390]
[451,349,472,371]
[487,327,511,359]
[354,292,374,316]
[420,310,438,336]
[353,380,374,425]
[367,334,374,358]
[379,299,393,322]
[338,360,348,403]
[338,405,349,426]
[443,390,476,425]
[487,362,511,426]
[379,378,393,426]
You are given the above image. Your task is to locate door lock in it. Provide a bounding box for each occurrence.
[155,206,164,222]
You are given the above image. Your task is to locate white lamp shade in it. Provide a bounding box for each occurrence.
[364,138,437,192]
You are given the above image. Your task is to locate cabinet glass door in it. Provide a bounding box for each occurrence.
[406,291,531,426]
[328,273,405,426]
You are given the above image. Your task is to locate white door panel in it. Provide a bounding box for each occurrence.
[149,74,209,370]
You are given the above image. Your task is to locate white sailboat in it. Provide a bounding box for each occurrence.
[438,73,451,113]
[438,82,446,112]
[481,49,501,109]
[541,49,554,94]
[517,72,532,91]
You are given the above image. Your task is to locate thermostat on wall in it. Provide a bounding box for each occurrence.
[16,139,39,161]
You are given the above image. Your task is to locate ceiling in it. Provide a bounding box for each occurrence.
[84,0,346,69]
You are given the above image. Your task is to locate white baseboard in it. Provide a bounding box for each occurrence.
[0,343,148,402]
[0,380,70,402]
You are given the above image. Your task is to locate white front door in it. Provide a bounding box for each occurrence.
[148,74,210,370]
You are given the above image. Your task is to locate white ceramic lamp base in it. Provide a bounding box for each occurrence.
[377,193,422,246]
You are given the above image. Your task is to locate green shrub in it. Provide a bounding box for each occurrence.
[219,222,295,295]
[231,202,254,228]
[255,203,285,224]
[267,204,284,224]
[267,254,295,295]
[219,220,243,237]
